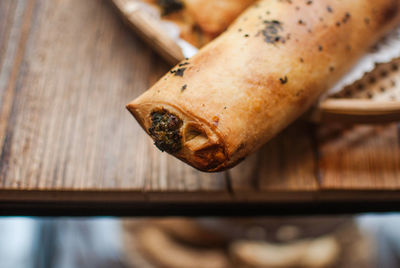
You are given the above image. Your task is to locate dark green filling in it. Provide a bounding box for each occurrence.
[148,109,183,153]
[157,0,184,15]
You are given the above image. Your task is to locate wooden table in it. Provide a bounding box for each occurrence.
[0,0,399,215]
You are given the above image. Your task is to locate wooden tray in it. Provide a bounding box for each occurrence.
[0,0,399,215]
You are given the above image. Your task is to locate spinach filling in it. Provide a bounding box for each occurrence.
[148,109,183,153]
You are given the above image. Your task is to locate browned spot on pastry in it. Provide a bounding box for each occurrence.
[380,0,399,26]
[296,89,304,97]
[233,143,246,155]
[342,12,351,23]
[259,20,285,44]
[194,145,226,171]
[356,83,364,91]
[158,0,184,15]
[179,62,190,67]
[212,116,219,126]
[170,67,187,77]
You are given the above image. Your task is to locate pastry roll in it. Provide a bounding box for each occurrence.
[127,0,400,172]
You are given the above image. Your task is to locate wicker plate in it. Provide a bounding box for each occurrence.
[111,0,400,124]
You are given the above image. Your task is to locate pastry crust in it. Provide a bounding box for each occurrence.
[128,0,400,172]
[144,0,255,47]
[183,0,255,37]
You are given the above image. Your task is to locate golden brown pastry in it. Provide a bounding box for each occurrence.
[144,0,255,47]
[183,0,255,37]
[127,0,400,172]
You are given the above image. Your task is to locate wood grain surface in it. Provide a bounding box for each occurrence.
[0,0,399,213]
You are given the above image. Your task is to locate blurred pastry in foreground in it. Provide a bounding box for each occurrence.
[122,218,376,268]
[231,236,339,268]
[127,0,400,171]
[151,218,227,247]
[135,226,229,268]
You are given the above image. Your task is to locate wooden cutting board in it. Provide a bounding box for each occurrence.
[0,0,399,215]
